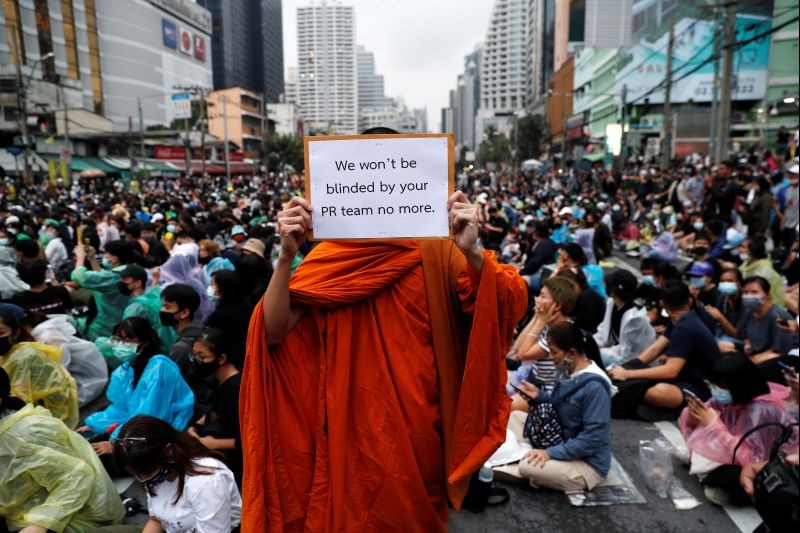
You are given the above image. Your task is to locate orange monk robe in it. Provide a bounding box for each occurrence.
[240,239,527,532]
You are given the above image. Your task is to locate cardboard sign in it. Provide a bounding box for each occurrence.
[304,134,454,240]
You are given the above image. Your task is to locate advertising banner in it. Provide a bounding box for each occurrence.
[162,19,177,49]
[179,27,193,55]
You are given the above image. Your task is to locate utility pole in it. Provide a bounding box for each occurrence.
[138,97,145,178]
[715,0,737,163]
[10,22,32,185]
[709,6,720,164]
[200,88,207,180]
[661,17,675,170]
[61,85,70,183]
[184,116,191,179]
[222,94,231,183]
[127,117,133,160]
[620,83,628,170]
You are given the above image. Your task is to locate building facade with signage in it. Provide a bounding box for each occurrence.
[95,0,213,130]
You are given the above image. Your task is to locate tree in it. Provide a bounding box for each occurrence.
[478,126,511,167]
[266,134,304,172]
[514,114,546,160]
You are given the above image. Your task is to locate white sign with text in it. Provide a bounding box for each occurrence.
[306,135,453,240]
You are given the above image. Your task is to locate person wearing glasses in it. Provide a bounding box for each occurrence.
[0,368,125,533]
[77,317,194,458]
[113,415,242,533]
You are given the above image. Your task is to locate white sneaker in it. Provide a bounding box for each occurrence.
[704,486,731,506]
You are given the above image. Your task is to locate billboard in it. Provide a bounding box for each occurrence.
[162,19,177,49]
[193,35,206,61]
[179,27,193,55]
[171,92,192,119]
[616,14,772,104]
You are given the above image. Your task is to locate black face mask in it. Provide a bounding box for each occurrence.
[0,335,11,356]
[159,311,178,327]
[693,246,708,257]
[138,462,174,494]
[117,281,133,296]
[198,255,211,265]
[193,358,220,378]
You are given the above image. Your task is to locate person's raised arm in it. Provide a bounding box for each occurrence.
[262,197,311,345]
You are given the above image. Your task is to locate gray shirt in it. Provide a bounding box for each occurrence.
[738,304,795,354]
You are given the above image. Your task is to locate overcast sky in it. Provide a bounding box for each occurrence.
[282,0,495,132]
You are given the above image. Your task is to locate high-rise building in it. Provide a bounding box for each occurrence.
[585,0,632,47]
[198,0,284,101]
[296,1,357,134]
[357,45,392,111]
[476,0,528,139]
[284,66,298,105]
[453,45,482,151]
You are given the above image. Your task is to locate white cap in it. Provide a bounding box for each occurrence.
[151,213,164,222]
[559,206,573,216]
[4,215,19,225]
[787,163,799,174]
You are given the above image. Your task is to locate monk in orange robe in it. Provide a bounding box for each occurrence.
[240,191,527,532]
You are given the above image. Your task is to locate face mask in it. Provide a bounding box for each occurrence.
[45,229,58,239]
[137,462,174,493]
[159,311,178,327]
[38,234,51,246]
[689,277,707,289]
[693,222,704,232]
[112,341,139,363]
[555,355,574,375]
[101,257,113,270]
[741,294,764,310]
[0,335,12,356]
[710,386,733,405]
[198,255,211,265]
[739,252,750,262]
[718,281,738,295]
[117,281,133,296]
[0,238,9,246]
[166,224,176,233]
[641,275,656,287]
[693,246,708,256]
[193,358,220,378]
[206,285,218,301]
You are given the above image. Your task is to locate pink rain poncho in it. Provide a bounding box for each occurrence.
[679,383,798,467]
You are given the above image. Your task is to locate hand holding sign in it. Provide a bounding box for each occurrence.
[448,191,484,270]
[277,197,312,260]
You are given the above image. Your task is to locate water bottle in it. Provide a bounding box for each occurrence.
[462,462,493,513]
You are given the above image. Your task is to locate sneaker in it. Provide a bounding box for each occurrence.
[636,404,681,422]
[704,486,731,506]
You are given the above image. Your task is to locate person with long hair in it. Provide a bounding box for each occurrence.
[0,307,78,428]
[679,352,798,506]
[205,271,248,358]
[113,415,241,532]
[79,317,194,456]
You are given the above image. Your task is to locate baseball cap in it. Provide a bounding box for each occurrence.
[241,238,266,259]
[559,207,574,217]
[231,224,247,236]
[151,213,165,223]
[118,264,148,283]
[685,261,714,277]
[606,270,638,301]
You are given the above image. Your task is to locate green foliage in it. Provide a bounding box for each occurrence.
[478,127,511,166]
[266,134,304,171]
[513,114,546,160]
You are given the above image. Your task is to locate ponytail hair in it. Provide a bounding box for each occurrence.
[547,321,606,371]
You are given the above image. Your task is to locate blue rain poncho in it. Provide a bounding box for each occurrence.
[0,342,79,429]
[85,354,194,437]
[119,286,178,354]
[0,405,125,532]
[71,265,129,340]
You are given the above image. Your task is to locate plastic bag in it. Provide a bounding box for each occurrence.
[669,479,702,510]
[639,438,673,498]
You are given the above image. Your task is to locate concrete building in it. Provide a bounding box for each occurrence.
[267,101,302,136]
[357,45,392,111]
[207,86,264,159]
[452,45,482,151]
[584,0,632,48]
[284,66,298,105]
[764,0,799,144]
[197,0,284,102]
[296,0,357,134]
[0,0,213,138]
[476,0,528,140]
[441,89,455,134]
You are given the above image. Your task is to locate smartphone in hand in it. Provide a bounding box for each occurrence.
[682,388,699,401]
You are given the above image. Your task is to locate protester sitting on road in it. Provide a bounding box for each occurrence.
[79,317,194,452]
[11,259,73,315]
[160,282,203,363]
[113,415,242,532]
[198,238,235,286]
[595,269,656,368]
[70,239,137,340]
[0,368,125,533]
[508,276,580,406]
[609,280,720,421]
[553,266,604,335]
[738,236,786,308]
[205,270,248,358]
[0,307,79,429]
[705,268,743,345]
[519,221,558,292]
[722,276,794,364]
[685,261,720,307]
[187,327,243,485]
[508,322,613,491]
[679,352,798,506]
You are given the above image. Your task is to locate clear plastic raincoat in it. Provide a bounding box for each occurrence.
[32,315,108,407]
[0,404,125,532]
[679,383,799,467]
[84,354,193,437]
[0,342,79,429]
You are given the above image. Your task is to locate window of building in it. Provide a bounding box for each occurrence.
[84,0,104,114]
[60,0,80,79]
[3,0,26,65]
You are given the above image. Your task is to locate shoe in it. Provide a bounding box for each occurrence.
[492,463,527,485]
[704,486,731,506]
[636,404,681,423]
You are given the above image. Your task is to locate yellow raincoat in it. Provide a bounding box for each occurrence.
[0,342,79,429]
[0,404,125,532]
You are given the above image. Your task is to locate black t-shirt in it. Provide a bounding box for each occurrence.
[201,372,243,484]
[697,286,721,307]
[486,215,509,244]
[573,288,605,334]
[665,311,720,393]
[11,286,73,315]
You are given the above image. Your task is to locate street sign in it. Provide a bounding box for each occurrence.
[171,93,192,119]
